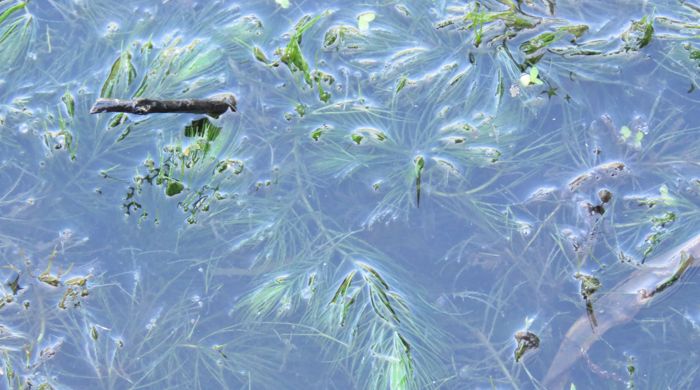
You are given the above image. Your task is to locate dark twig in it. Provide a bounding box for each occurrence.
[90,94,237,118]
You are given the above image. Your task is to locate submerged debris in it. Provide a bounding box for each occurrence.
[514,330,540,362]
[598,189,613,204]
[568,162,626,192]
[90,94,237,118]
[639,252,694,299]
[6,274,23,295]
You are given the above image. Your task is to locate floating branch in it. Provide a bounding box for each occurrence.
[90,94,237,118]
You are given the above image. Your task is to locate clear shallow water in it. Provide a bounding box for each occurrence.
[1,0,700,389]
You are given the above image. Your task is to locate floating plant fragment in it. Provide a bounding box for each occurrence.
[575,272,601,328]
[639,252,694,299]
[414,155,424,207]
[280,14,323,86]
[357,12,376,31]
[514,330,540,362]
[6,274,22,295]
[165,181,184,197]
[351,133,363,145]
[520,66,544,86]
[310,124,332,141]
[215,159,244,175]
[38,258,61,287]
[100,51,137,98]
[396,75,408,93]
[568,161,626,192]
[641,211,677,262]
[622,16,654,51]
[352,127,387,143]
[184,117,221,140]
[626,355,636,388]
[253,46,270,64]
[330,270,358,327]
[322,25,362,50]
[312,70,334,102]
[619,124,645,149]
[61,91,75,118]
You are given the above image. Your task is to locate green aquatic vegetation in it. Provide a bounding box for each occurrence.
[641,211,678,262]
[41,91,84,161]
[306,45,535,227]
[231,224,450,389]
[117,117,249,224]
[691,48,700,63]
[43,263,288,389]
[619,124,645,149]
[272,13,339,105]
[575,272,601,328]
[640,252,694,299]
[310,124,332,141]
[0,246,97,387]
[0,1,34,72]
[253,45,270,64]
[513,330,539,362]
[61,91,75,119]
[165,180,184,197]
[0,2,26,25]
[280,14,323,87]
[558,24,589,39]
[351,133,363,145]
[6,1,700,389]
[413,155,424,207]
[322,24,364,51]
[183,117,221,141]
[519,66,544,86]
[396,75,409,93]
[100,50,137,98]
[87,36,227,148]
[357,11,376,32]
[520,31,559,54]
[131,37,224,98]
[626,354,636,389]
[622,16,654,51]
[519,24,589,64]
[435,2,540,47]
[313,70,334,103]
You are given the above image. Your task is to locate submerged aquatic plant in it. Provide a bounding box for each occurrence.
[0,1,35,73]
[3,1,700,389]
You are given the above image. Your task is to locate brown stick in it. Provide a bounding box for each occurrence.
[543,233,700,388]
[90,94,237,118]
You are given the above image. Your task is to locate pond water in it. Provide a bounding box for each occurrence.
[1,0,700,389]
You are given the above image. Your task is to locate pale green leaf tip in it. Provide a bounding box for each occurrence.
[358,12,376,31]
[275,0,290,8]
